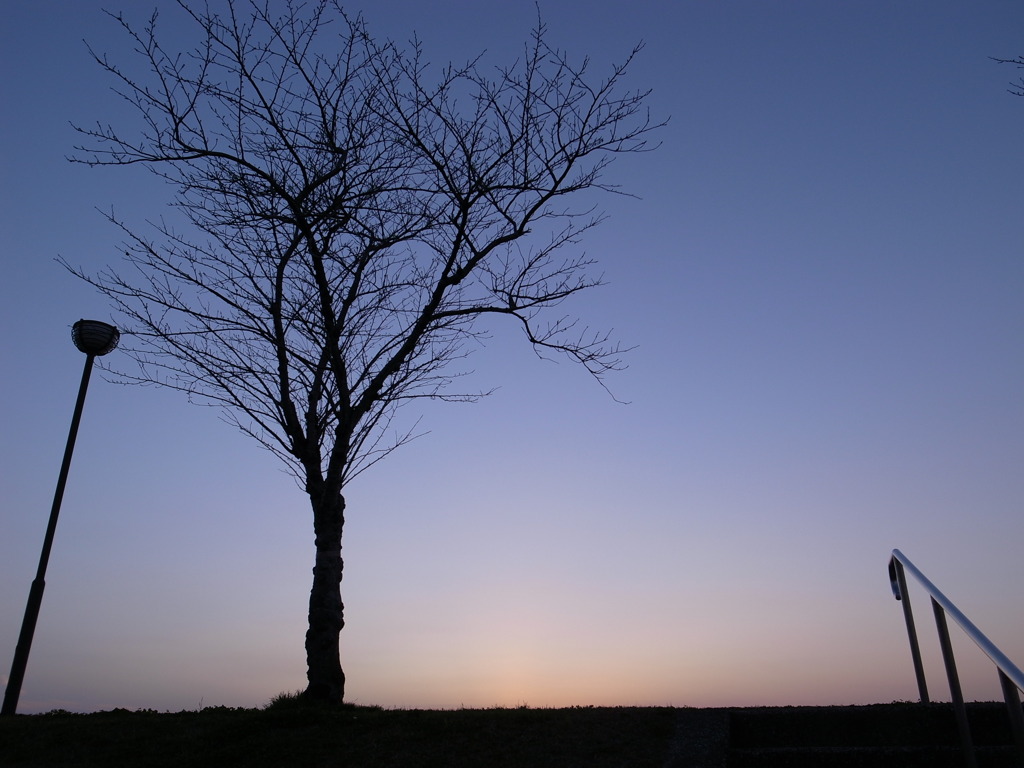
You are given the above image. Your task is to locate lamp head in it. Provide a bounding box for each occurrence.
[72,320,120,357]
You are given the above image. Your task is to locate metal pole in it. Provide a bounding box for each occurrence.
[1,353,97,716]
[933,597,977,768]
[997,669,1024,766]
[890,556,930,703]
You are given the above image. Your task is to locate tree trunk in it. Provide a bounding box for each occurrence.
[304,489,346,703]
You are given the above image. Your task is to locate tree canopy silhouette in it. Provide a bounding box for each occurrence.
[68,0,661,703]
[993,54,1024,96]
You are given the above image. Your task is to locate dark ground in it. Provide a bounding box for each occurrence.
[0,704,693,767]
[1,701,1017,768]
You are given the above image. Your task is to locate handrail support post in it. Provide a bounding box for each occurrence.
[998,669,1024,766]
[891,557,930,703]
[933,597,977,768]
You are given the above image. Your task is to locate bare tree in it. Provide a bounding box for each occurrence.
[993,54,1024,96]
[67,0,661,703]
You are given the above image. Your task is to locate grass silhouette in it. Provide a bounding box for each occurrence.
[0,699,681,767]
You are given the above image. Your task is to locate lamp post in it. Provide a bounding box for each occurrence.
[2,320,119,716]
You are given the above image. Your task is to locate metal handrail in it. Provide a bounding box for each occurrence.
[889,548,1024,768]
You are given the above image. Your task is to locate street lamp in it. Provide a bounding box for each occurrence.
[2,320,119,716]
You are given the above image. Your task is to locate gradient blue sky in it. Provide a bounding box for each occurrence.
[2,1,1022,713]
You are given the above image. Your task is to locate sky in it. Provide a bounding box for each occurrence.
[1,0,1022,714]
